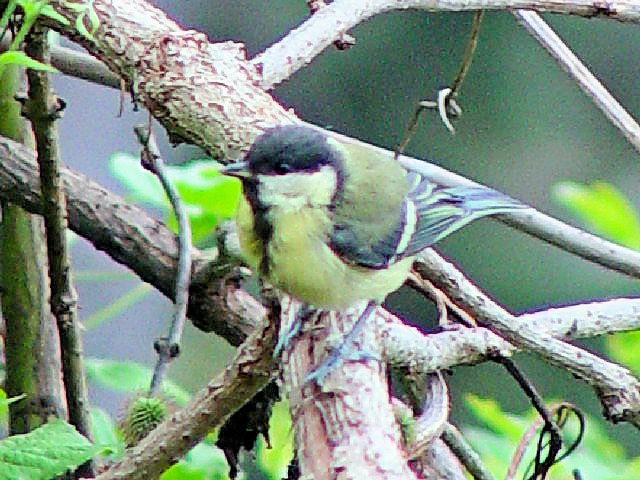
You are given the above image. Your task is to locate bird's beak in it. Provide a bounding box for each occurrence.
[220,161,250,179]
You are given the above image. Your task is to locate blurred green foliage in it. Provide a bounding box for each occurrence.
[465,395,640,479]
[553,181,640,250]
[554,181,640,379]
[108,152,241,246]
[85,357,190,406]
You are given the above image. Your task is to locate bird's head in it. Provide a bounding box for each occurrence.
[222,125,344,211]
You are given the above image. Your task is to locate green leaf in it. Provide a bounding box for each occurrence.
[0,51,57,72]
[108,152,241,246]
[0,391,26,422]
[85,357,190,405]
[82,282,153,330]
[89,407,124,459]
[0,1,18,33]
[161,442,230,480]
[465,394,527,441]
[39,4,70,24]
[0,418,100,480]
[553,181,640,249]
[606,331,640,376]
[109,152,168,205]
[255,400,294,480]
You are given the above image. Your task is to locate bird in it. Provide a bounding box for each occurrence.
[222,125,526,382]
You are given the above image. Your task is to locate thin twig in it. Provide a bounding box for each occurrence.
[253,0,640,90]
[94,312,278,480]
[395,11,482,153]
[132,124,193,397]
[506,403,584,480]
[442,423,496,480]
[24,25,93,477]
[491,356,562,479]
[449,11,484,97]
[407,272,476,326]
[414,249,640,427]
[513,10,640,154]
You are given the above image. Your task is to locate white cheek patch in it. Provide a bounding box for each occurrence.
[258,166,337,209]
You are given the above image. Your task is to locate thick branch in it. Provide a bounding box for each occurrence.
[0,135,260,344]
[44,0,297,159]
[280,300,419,480]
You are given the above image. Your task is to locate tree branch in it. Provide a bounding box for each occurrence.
[0,134,261,344]
[94,312,277,480]
[381,296,640,373]
[513,9,640,153]
[253,0,640,89]
[24,27,92,466]
[414,249,640,427]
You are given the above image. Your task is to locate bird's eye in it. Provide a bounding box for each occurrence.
[274,162,291,174]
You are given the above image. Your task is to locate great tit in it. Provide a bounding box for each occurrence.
[223,125,525,380]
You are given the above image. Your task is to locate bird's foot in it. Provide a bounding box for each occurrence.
[304,301,378,387]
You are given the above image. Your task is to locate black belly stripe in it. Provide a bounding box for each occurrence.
[242,179,273,276]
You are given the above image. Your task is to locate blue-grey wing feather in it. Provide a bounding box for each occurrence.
[399,171,525,258]
[330,169,525,268]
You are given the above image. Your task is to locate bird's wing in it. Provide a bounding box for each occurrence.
[399,171,525,258]
[329,202,409,269]
[327,142,411,270]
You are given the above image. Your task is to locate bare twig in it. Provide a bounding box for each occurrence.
[23,25,92,476]
[93,311,278,480]
[442,423,496,480]
[414,249,640,427]
[491,355,562,479]
[449,11,484,98]
[506,402,584,480]
[407,272,476,326]
[253,0,640,89]
[381,296,640,375]
[395,9,483,142]
[513,10,640,154]
[132,124,193,397]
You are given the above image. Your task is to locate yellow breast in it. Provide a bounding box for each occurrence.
[236,196,411,310]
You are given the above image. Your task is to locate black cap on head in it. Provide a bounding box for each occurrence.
[245,125,341,175]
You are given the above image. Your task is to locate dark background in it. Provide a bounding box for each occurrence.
[52,1,640,456]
